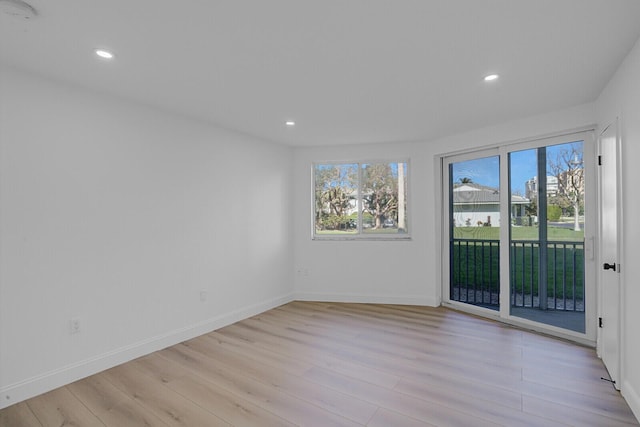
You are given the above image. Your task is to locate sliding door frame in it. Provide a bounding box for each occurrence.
[438,129,597,345]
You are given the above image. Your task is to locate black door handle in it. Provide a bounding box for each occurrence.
[604,262,616,271]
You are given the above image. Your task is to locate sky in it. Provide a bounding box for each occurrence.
[452,141,583,195]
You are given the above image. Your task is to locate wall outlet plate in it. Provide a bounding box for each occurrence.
[70,317,81,334]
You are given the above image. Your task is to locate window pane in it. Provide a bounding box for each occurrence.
[509,141,585,333]
[361,162,408,234]
[511,148,539,239]
[449,156,500,310]
[314,163,358,235]
[547,141,584,240]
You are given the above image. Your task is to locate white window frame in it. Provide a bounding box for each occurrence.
[312,159,411,241]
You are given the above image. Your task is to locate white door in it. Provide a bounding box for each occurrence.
[599,121,621,389]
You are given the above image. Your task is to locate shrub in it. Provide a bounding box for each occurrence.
[547,205,562,221]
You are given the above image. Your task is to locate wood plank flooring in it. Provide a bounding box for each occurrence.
[1,301,638,426]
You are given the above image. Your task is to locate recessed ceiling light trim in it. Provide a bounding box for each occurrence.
[484,74,499,82]
[94,49,115,59]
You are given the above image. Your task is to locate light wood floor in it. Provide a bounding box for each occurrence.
[1,301,638,426]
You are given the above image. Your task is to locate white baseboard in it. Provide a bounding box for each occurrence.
[623,380,640,423]
[294,292,439,307]
[0,293,294,410]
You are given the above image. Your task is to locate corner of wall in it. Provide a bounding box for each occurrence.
[623,380,640,424]
[0,292,294,410]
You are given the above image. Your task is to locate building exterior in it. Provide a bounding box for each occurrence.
[453,183,530,227]
[525,175,559,200]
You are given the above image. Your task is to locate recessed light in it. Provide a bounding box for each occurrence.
[94,49,114,59]
[484,74,499,82]
[285,121,295,126]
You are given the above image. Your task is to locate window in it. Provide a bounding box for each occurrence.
[313,160,409,239]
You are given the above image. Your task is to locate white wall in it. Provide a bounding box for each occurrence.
[293,142,435,305]
[597,36,640,419]
[0,67,294,408]
[292,103,595,306]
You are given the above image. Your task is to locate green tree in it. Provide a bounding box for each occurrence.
[362,163,398,229]
[314,164,357,230]
[548,145,584,231]
[525,197,537,217]
[547,204,562,221]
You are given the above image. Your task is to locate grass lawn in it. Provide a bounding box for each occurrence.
[315,228,405,235]
[453,225,584,242]
[452,225,584,300]
[315,230,357,235]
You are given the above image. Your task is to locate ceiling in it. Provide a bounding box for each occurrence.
[1,0,640,147]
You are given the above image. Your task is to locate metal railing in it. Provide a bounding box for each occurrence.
[450,239,584,312]
[510,240,584,311]
[450,239,500,308]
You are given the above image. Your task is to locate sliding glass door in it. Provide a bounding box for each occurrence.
[443,132,595,340]
[448,152,501,311]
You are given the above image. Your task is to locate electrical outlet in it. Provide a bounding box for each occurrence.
[200,290,208,302]
[70,317,81,334]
